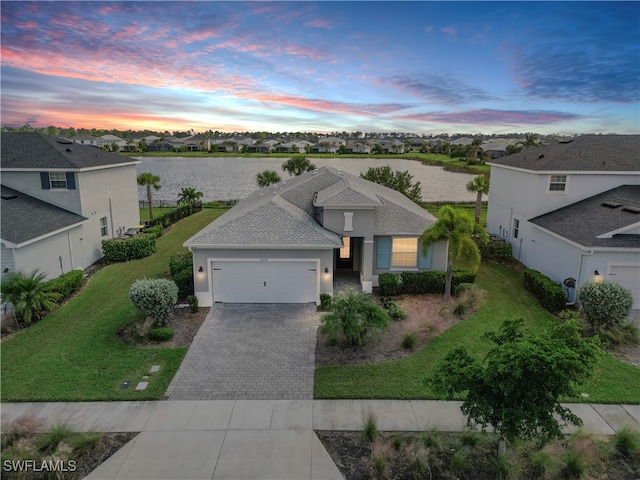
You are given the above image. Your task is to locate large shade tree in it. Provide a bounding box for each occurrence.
[420,206,487,300]
[466,175,490,224]
[137,172,161,220]
[360,165,422,204]
[429,318,601,449]
[256,170,282,187]
[281,155,316,176]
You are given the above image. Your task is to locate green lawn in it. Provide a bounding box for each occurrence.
[1,208,226,402]
[139,206,177,222]
[314,261,640,404]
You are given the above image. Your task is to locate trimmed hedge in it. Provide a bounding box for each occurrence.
[169,252,194,298]
[142,224,163,238]
[102,234,157,262]
[378,270,476,296]
[478,238,513,259]
[523,268,567,313]
[44,270,85,300]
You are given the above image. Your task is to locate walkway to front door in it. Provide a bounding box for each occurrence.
[165,304,318,400]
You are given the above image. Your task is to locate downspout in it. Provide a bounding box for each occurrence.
[108,197,115,237]
[67,231,74,270]
[566,250,594,306]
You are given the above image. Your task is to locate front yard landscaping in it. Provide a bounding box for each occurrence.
[314,261,640,404]
[1,208,226,402]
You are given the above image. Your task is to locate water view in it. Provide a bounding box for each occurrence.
[135,156,478,204]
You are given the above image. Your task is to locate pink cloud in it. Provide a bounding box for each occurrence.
[304,18,334,29]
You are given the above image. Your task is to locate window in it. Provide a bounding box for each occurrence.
[340,237,351,259]
[513,218,520,239]
[100,217,108,237]
[548,174,567,192]
[391,238,418,267]
[49,172,67,189]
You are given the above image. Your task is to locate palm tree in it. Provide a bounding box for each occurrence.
[420,206,487,300]
[0,270,60,325]
[281,156,316,176]
[137,172,161,220]
[177,187,203,206]
[467,138,483,160]
[517,133,539,149]
[256,170,282,187]
[466,175,490,224]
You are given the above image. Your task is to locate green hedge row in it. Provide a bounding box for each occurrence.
[523,268,567,313]
[478,238,513,259]
[169,252,194,299]
[102,234,157,262]
[378,270,476,296]
[44,269,84,300]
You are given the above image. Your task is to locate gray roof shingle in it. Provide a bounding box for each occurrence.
[1,132,139,170]
[185,166,436,248]
[529,185,640,249]
[488,135,640,171]
[1,185,87,245]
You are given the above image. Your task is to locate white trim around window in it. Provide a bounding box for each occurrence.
[546,174,569,194]
[49,172,68,189]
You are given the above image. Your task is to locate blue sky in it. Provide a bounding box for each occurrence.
[1,1,638,134]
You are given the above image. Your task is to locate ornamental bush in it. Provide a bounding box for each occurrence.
[128,278,178,327]
[523,269,566,313]
[102,234,157,262]
[148,327,174,342]
[378,273,401,296]
[44,269,84,300]
[169,252,194,298]
[577,280,634,329]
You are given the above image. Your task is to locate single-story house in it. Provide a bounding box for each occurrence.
[184,166,447,305]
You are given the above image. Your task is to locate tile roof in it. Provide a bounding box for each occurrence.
[488,135,639,171]
[185,166,436,248]
[529,185,640,249]
[1,132,139,170]
[1,185,87,245]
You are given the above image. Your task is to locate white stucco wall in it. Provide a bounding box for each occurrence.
[1,171,82,213]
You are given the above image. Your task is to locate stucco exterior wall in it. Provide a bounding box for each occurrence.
[7,225,85,280]
[190,247,334,306]
[1,171,81,213]
[321,208,375,238]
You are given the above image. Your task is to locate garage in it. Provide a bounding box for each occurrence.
[608,264,640,309]
[211,259,319,303]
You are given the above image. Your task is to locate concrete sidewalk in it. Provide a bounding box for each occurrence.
[1,400,638,480]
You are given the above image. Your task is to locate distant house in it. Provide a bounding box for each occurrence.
[96,134,125,149]
[69,134,98,147]
[312,136,346,153]
[480,142,509,159]
[184,166,447,306]
[1,133,141,281]
[148,140,176,152]
[345,140,371,154]
[486,135,640,307]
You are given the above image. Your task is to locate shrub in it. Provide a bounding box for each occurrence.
[148,327,175,342]
[523,268,567,313]
[451,285,486,317]
[577,280,634,329]
[477,237,513,259]
[128,278,178,327]
[378,273,401,296]
[363,412,378,442]
[371,441,391,479]
[319,293,333,311]
[563,448,586,478]
[529,449,559,479]
[36,422,74,453]
[44,269,84,300]
[143,224,163,238]
[320,291,389,346]
[0,270,60,325]
[492,453,515,480]
[450,449,469,476]
[102,234,157,262]
[400,270,476,295]
[386,301,406,320]
[169,252,194,298]
[401,332,417,350]
[187,294,199,313]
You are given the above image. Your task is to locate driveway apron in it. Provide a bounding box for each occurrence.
[165,304,319,400]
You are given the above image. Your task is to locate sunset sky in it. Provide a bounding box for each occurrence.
[1,1,638,135]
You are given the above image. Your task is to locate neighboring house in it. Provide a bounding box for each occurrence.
[480,142,509,159]
[312,136,346,153]
[345,140,372,154]
[184,166,447,306]
[182,134,210,151]
[148,140,176,152]
[486,135,640,307]
[96,134,125,149]
[1,133,141,281]
[69,134,98,147]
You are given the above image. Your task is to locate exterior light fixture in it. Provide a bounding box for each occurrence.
[593,270,603,283]
[324,267,329,273]
[198,266,203,272]
[594,270,599,276]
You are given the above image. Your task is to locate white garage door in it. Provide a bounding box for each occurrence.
[608,265,640,309]
[212,260,318,303]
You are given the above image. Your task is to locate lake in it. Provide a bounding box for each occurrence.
[135,156,479,204]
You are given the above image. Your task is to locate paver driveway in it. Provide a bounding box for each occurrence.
[165,304,319,400]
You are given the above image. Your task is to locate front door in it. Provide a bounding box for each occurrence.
[336,236,353,269]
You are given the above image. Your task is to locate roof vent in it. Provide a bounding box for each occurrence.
[66,148,71,152]
[538,154,544,159]
[56,139,73,144]
[1,193,18,200]
[601,201,622,208]
[621,206,640,214]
